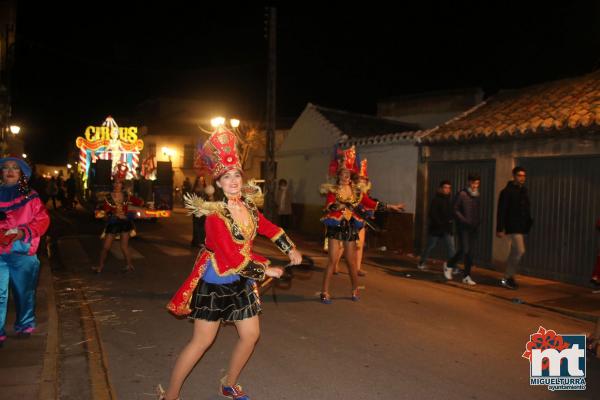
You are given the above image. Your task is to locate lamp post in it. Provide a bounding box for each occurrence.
[264,7,277,220]
[1,124,21,155]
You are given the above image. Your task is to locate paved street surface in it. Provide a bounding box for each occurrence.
[10,205,600,399]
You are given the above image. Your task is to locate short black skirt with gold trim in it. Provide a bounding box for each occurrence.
[325,219,359,242]
[189,278,261,322]
[104,218,135,235]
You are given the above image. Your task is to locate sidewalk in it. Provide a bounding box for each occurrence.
[289,233,600,323]
[0,254,58,400]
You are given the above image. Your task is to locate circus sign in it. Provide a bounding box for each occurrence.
[76,116,144,182]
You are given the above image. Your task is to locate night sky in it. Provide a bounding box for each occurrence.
[12,2,600,164]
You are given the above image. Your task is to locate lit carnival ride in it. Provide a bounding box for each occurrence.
[75,116,170,221]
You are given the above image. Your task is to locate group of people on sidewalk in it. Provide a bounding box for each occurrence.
[418,166,599,291]
[418,167,532,288]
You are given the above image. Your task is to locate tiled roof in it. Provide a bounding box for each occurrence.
[420,70,600,144]
[309,104,421,143]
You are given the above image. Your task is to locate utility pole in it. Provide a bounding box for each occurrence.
[264,6,277,220]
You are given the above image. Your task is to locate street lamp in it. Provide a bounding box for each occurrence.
[22,153,27,159]
[9,125,21,135]
[230,119,240,128]
[211,117,225,128]
[67,163,72,169]
[162,146,175,161]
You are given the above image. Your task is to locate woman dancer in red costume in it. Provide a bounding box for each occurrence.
[320,146,403,304]
[158,125,302,400]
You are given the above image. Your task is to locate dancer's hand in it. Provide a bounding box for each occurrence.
[288,248,303,265]
[387,203,405,212]
[11,229,25,243]
[2,229,23,246]
[265,267,284,278]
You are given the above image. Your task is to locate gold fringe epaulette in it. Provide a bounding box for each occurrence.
[320,183,338,195]
[183,193,224,217]
[356,181,372,193]
[320,182,370,195]
[241,180,264,208]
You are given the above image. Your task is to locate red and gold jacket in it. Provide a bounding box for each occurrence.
[167,197,295,316]
[101,191,144,220]
[320,183,382,228]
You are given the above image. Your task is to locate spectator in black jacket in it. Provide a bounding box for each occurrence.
[497,166,532,290]
[418,181,455,271]
[446,174,481,286]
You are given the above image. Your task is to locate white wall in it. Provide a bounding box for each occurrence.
[277,105,419,211]
[277,106,339,206]
[357,143,418,213]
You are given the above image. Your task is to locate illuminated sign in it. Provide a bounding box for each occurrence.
[76,116,144,182]
[84,126,139,144]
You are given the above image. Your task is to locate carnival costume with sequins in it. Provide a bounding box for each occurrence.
[320,146,384,242]
[0,156,50,343]
[167,127,295,321]
[100,191,143,237]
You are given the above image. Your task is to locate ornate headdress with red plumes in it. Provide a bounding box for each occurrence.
[201,127,242,178]
[359,158,368,179]
[112,162,129,182]
[358,158,369,179]
[328,145,359,178]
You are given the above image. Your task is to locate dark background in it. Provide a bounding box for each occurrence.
[11,2,600,164]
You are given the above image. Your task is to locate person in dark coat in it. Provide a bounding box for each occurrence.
[446,174,481,285]
[65,173,77,210]
[418,180,455,270]
[497,166,532,290]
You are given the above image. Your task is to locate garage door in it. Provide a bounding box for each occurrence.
[427,160,496,267]
[518,156,600,285]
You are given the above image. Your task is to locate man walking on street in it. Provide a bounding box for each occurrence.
[418,180,456,272]
[445,174,481,286]
[497,166,532,290]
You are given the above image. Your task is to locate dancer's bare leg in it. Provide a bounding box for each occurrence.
[343,240,359,293]
[322,238,343,294]
[164,319,220,400]
[356,228,366,274]
[120,232,134,270]
[332,240,343,273]
[224,316,261,386]
[96,234,114,272]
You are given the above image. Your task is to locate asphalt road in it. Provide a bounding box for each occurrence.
[51,206,600,400]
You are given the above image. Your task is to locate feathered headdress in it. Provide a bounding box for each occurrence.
[328,145,359,178]
[200,127,242,178]
[112,162,129,182]
[359,158,368,179]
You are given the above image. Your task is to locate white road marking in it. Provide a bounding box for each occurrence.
[153,245,192,257]
[110,242,144,260]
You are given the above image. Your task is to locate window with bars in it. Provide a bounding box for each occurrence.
[183,144,195,169]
